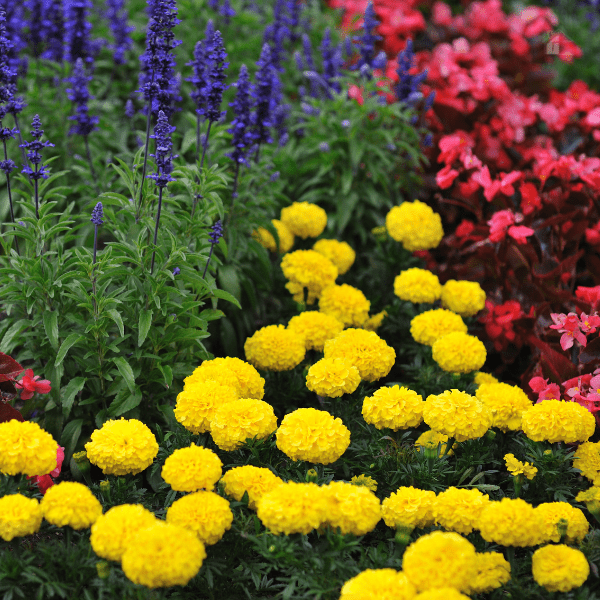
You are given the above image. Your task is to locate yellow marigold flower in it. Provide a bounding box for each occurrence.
[432,487,490,535]
[504,453,537,480]
[522,400,595,444]
[244,324,306,371]
[423,389,492,442]
[532,544,589,593]
[319,283,370,327]
[90,504,157,561]
[281,249,338,305]
[161,444,222,492]
[476,383,533,431]
[362,385,424,431]
[474,371,499,386]
[85,418,158,476]
[0,420,58,476]
[440,279,486,317]
[465,552,511,595]
[414,430,453,456]
[403,530,477,592]
[576,487,600,520]
[536,502,589,544]
[479,498,544,546]
[211,399,278,451]
[312,239,356,275]
[196,357,265,399]
[431,332,487,374]
[253,219,294,253]
[41,482,102,530]
[221,465,284,510]
[410,309,467,346]
[166,491,233,545]
[306,357,360,398]
[363,310,387,332]
[393,268,442,304]
[574,442,600,484]
[280,201,327,239]
[415,589,470,600]
[184,362,240,392]
[385,200,444,252]
[287,311,344,352]
[350,474,378,491]
[324,328,396,382]
[174,380,238,434]
[0,494,43,541]
[322,481,381,535]
[276,407,350,464]
[257,481,326,534]
[340,569,416,600]
[121,521,206,588]
[381,486,436,529]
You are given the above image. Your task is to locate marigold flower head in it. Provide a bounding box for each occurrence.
[504,453,537,479]
[90,504,157,561]
[362,385,423,431]
[414,590,470,600]
[253,219,294,253]
[381,486,436,529]
[432,332,487,374]
[281,249,338,305]
[350,474,377,491]
[85,418,158,476]
[363,310,387,332]
[474,371,499,386]
[536,502,589,544]
[280,201,327,239]
[221,465,283,510]
[306,357,360,398]
[414,430,453,456]
[0,420,58,476]
[121,521,206,588]
[476,383,533,431]
[0,494,43,541]
[394,268,442,304]
[41,482,102,530]
[161,444,222,492]
[385,200,444,252]
[440,280,486,317]
[211,399,278,451]
[432,487,490,535]
[340,569,416,600]
[287,311,344,352]
[276,408,350,464]
[410,309,467,346]
[322,481,381,535]
[479,498,545,546]
[402,530,477,592]
[574,441,600,484]
[465,552,511,595]
[244,324,306,371]
[319,283,370,327]
[194,357,265,399]
[324,328,395,382]
[423,389,492,441]
[184,362,240,391]
[532,544,589,592]
[313,239,356,275]
[522,400,595,443]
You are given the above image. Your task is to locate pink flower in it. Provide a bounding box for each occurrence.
[28,446,65,494]
[507,225,535,245]
[13,369,51,400]
[529,376,561,402]
[488,209,515,242]
[576,286,600,311]
[549,312,587,350]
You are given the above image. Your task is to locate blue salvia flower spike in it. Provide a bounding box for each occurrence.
[42,0,65,62]
[90,201,103,264]
[321,28,343,96]
[105,0,134,65]
[203,219,223,278]
[252,43,277,160]
[353,1,381,76]
[25,0,45,57]
[64,0,96,66]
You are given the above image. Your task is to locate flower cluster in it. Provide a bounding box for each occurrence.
[381,486,436,530]
[0,494,43,541]
[253,219,294,253]
[410,309,467,346]
[306,357,360,398]
[41,482,102,530]
[161,444,222,492]
[318,284,370,327]
[479,498,544,546]
[312,239,355,274]
[281,249,338,305]
[432,332,487,374]
[340,569,416,600]
[245,324,306,371]
[504,453,537,480]
[393,268,442,304]
[221,465,283,510]
[362,385,423,431]
[440,280,486,317]
[280,201,327,239]
[432,487,490,535]
[476,382,533,431]
[0,419,58,476]
[322,481,381,535]
[521,400,595,443]
[385,200,444,252]
[549,311,600,351]
[532,545,589,592]
[187,357,265,399]
[287,311,344,352]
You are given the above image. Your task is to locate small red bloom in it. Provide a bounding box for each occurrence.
[28,446,65,494]
[576,286,600,311]
[13,369,51,400]
[549,312,587,350]
[529,376,561,402]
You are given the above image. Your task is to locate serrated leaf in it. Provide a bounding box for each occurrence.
[60,377,87,419]
[138,309,153,347]
[112,356,136,394]
[42,311,59,350]
[55,333,84,367]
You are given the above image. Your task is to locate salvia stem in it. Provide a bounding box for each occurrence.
[12,114,27,169]
[2,138,19,255]
[135,71,156,223]
[150,187,164,274]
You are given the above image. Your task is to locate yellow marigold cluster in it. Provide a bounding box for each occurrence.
[90,504,157,561]
[211,399,278,451]
[306,358,360,398]
[41,482,102,529]
[313,239,356,275]
[521,400,595,443]
[0,420,58,476]
[85,418,158,476]
[423,389,492,442]
[415,590,470,600]
[324,328,396,382]
[244,325,306,371]
[414,430,453,456]
[276,408,350,464]
[0,494,43,541]
[536,502,589,544]
[121,521,206,588]
[410,309,467,346]
[287,311,344,352]
[340,569,416,600]
[363,310,387,332]
[280,201,327,239]
[476,382,533,431]
[573,441,600,484]
[281,249,338,305]
[184,362,240,392]
[504,453,537,480]
[385,200,444,252]
[479,498,544,546]
[196,357,265,399]
[432,487,489,535]
[166,491,233,545]
[465,552,511,595]
[319,283,371,327]
[257,481,326,534]
[532,545,589,592]
[350,474,378,491]
[362,385,424,431]
[322,481,381,535]
[161,444,222,492]
[221,465,283,510]
[381,486,436,529]
[402,530,477,592]
[474,371,499,386]
[431,332,487,374]
[440,280,486,317]
[253,219,294,253]
[393,268,442,304]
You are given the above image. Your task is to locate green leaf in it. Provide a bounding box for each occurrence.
[0,319,30,354]
[42,311,59,350]
[138,309,153,347]
[60,418,84,463]
[106,309,124,338]
[157,364,173,388]
[60,377,87,419]
[55,333,84,367]
[108,387,142,416]
[112,356,136,393]
[211,288,241,309]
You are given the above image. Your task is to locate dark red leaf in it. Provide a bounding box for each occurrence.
[580,337,600,364]
[526,334,578,382]
[0,352,23,382]
[0,402,24,423]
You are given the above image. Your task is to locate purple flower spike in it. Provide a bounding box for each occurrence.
[64,0,97,66]
[148,109,177,188]
[353,2,382,76]
[226,64,254,167]
[209,219,223,244]
[65,57,99,137]
[90,201,104,225]
[20,114,54,181]
[106,0,134,64]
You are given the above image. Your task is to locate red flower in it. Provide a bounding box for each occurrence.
[481,299,524,351]
[549,312,587,350]
[576,286,600,311]
[13,369,51,400]
[28,446,65,494]
[529,376,561,402]
[488,209,515,242]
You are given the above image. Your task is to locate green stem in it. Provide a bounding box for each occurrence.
[441,437,455,458]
